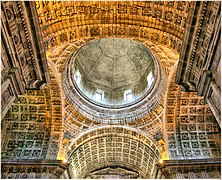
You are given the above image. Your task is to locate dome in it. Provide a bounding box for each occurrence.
[63,38,163,124]
[73,38,155,107]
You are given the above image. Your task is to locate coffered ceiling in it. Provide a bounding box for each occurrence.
[1,1,220,179]
[35,1,194,53]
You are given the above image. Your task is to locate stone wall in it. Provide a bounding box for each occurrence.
[1,64,62,161]
[1,160,70,179]
[165,73,221,160]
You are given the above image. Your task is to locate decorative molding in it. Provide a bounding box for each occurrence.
[1,1,50,118]
[66,125,161,179]
[1,160,70,179]
[156,158,221,179]
[175,1,221,126]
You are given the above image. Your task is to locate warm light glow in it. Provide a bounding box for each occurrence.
[63,158,68,163]
[46,51,51,58]
[159,159,163,164]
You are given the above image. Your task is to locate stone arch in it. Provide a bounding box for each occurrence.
[66,125,161,178]
[35,1,195,53]
[46,39,179,162]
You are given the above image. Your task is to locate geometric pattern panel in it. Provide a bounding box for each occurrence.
[165,73,221,160]
[42,24,183,53]
[36,1,194,52]
[45,65,63,160]
[1,160,69,179]
[1,89,52,160]
[66,125,161,179]
[175,170,221,179]
[46,40,179,161]
[1,64,63,160]
[156,158,221,179]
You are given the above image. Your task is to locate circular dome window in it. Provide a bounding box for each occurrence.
[63,38,163,124]
[73,38,155,107]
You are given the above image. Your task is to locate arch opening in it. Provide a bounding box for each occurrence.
[66,126,161,179]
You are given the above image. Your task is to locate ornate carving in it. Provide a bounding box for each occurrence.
[67,126,160,179]
[1,63,62,160]
[175,1,221,124]
[36,1,191,51]
[1,1,50,118]
[156,159,221,179]
[166,72,221,160]
[1,1,221,179]
[1,160,69,179]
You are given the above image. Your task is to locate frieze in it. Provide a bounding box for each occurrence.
[156,159,221,179]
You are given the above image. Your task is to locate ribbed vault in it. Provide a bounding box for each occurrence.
[66,125,161,179]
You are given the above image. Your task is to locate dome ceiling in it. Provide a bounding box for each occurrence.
[63,38,163,123]
[1,1,221,180]
[76,38,153,90]
[74,38,155,106]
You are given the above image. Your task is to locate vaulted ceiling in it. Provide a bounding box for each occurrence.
[35,1,193,53]
[1,1,221,179]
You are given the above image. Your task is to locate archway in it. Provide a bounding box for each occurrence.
[66,125,161,178]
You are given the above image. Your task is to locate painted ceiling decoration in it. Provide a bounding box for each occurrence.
[1,1,221,179]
